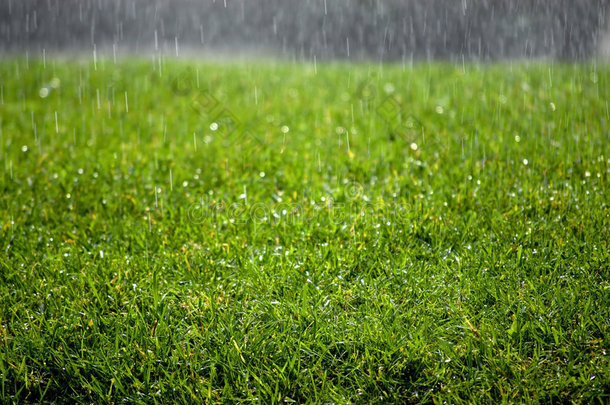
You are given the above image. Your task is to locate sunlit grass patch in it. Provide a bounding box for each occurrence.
[0,59,609,403]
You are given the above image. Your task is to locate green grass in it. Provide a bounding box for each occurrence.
[0,58,609,403]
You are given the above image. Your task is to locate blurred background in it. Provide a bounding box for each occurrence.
[1,0,609,61]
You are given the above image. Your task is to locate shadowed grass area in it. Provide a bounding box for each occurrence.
[0,58,609,403]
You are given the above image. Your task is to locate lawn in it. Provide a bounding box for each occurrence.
[0,58,609,403]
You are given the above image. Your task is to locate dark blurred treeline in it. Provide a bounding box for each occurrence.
[0,0,608,61]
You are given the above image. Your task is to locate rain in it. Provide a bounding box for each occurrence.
[0,0,607,61]
[1,0,609,403]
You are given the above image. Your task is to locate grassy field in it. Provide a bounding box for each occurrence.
[0,58,609,403]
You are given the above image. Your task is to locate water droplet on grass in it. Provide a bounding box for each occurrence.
[383,83,395,94]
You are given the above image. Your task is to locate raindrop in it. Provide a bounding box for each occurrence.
[346,37,350,57]
[239,185,248,204]
[93,44,97,71]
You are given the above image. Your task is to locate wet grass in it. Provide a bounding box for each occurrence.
[0,58,609,403]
